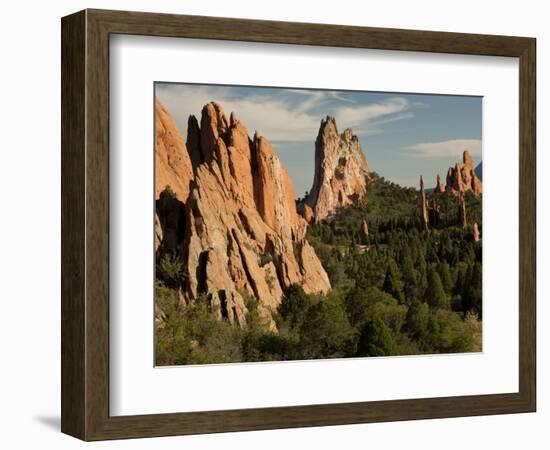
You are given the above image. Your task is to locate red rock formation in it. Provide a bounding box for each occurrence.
[298,203,314,224]
[445,150,483,197]
[155,99,194,201]
[457,191,468,227]
[419,177,443,230]
[304,117,371,222]
[419,176,429,231]
[473,222,480,242]
[155,100,331,329]
[361,219,369,237]
[435,174,445,194]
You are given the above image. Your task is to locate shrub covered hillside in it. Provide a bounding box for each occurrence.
[156,174,482,365]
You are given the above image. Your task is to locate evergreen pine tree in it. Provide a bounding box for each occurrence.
[426,267,450,309]
[401,250,418,303]
[416,251,428,295]
[356,316,396,357]
[438,262,454,294]
[382,260,405,303]
[463,263,482,318]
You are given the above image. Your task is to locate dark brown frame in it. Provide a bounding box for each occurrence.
[61,8,536,441]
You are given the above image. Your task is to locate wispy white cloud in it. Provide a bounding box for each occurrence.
[336,97,409,127]
[405,139,482,159]
[156,84,415,142]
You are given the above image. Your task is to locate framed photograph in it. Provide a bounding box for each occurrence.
[61,9,536,441]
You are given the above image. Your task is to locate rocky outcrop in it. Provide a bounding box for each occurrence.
[303,117,371,222]
[297,203,314,224]
[155,99,194,201]
[419,176,443,230]
[435,174,445,194]
[155,100,331,329]
[457,191,467,228]
[473,222,480,242]
[360,219,369,238]
[419,176,429,231]
[445,150,482,197]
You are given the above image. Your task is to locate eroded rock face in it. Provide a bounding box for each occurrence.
[155,100,331,329]
[419,176,429,231]
[298,203,315,224]
[435,174,445,194]
[155,99,194,201]
[445,151,483,197]
[304,117,371,222]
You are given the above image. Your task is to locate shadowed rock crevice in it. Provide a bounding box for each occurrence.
[155,188,186,255]
[196,250,209,295]
[218,289,229,320]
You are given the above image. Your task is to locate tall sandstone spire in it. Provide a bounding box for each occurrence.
[435,174,445,194]
[155,98,194,201]
[302,116,371,223]
[155,100,331,330]
[457,191,468,228]
[419,176,429,231]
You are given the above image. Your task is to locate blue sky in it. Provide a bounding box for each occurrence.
[155,82,482,197]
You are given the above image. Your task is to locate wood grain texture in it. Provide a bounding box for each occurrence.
[518,39,536,409]
[61,8,537,441]
[61,10,86,439]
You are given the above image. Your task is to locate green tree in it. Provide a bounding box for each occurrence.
[297,299,356,359]
[463,262,482,318]
[382,259,404,303]
[160,184,177,199]
[426,309,473,353]
[156,254,184,289]
[278,284,313,329]
[401,249,419,302]
[426,268,450,309]
[405,301,430,343]
[416,251,428,294]
[438,262,454,294]
[155,289,242,366]
[356,316,396,357]
[344,287,396,328]
[343,287,372,328]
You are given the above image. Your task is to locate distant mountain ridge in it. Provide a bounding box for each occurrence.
[475,162,482,181]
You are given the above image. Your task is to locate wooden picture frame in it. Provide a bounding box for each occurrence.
[61,8,536,441]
